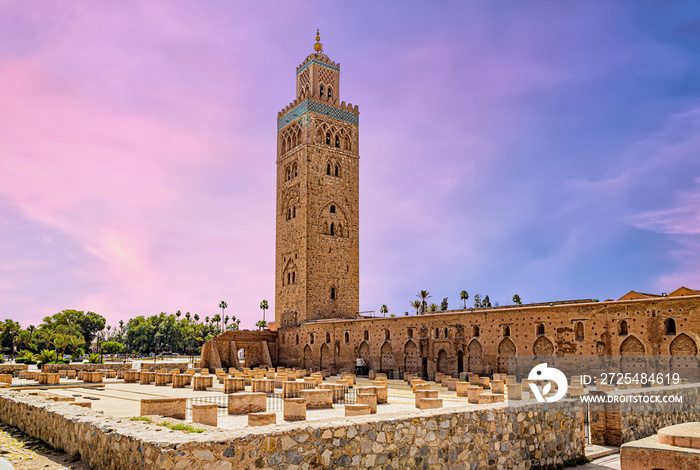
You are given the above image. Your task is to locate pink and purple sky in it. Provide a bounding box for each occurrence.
[2,1,700,329]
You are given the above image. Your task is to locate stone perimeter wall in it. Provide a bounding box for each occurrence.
[0,390,584,470]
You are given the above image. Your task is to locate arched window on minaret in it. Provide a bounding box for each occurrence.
[330,205,336,213]
[326,133,331,145]
[319,85,324,97]
[287,273,291,284]
[334,165,339,177]
[292,206,296,218]
[286,168,291,181]
[328,87,332,99]
[326,164,331,175]
[292,272,296,283]
[335,135,340,148]
[330,222,335,236]
[330,287,336,300]
[293,163,297,177]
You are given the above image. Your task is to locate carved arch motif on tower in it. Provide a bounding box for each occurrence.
[282,258,298,287]
[314,121,353,151]
[317,201,350,238]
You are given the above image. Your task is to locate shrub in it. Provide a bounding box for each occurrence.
[87,353,103,364]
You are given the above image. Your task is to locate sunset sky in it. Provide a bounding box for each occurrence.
[2,1,700,329]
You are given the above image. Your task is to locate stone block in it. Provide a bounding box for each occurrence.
[252,379,275,393]
[140,398,186,420]
[66,370,77,379]
[283,398,306,421]
[508,383,523,400]
[248,412,276,427]
[415,389,438,408]
[357,392,377,414]
[468,386,484,404]
[139,371,154,385]
[155,373,170,386]
[492,380,505,394]
[192,404,217,427]
[193,375,211,391]
[172,374,189,388]
[224,377,245,394]
[228,393,266,415]
[478,393,505,404]
[38,373,60,385]
[283,380,303,398]
[478,376,491,388]
[301,389,333,409]
[456,381,470,397]
[468,373,480,385]
[70,402,92,408]
[345,404,371,417]
[340,373,355,385]
[124,370,141,383]
[419,398,443,410]
[446,378,458,391]
[0,374,12,384]
[102,370,117,379]
[568,386,585,397]
[84,372,103,383]
[414,383,431,392]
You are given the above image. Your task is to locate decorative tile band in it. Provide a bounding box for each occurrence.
[296,59,340,75]
[278,100,358,131]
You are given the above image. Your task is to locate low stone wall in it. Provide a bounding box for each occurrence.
[0,389,585,469]
[0,365,28,375]
[41,363,134,373]
[139,363,189,372]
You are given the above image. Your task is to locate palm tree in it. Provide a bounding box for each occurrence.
[260,300,269,325]
[256,320,267,331]
[460,290,469,309]
[185,312,191,322]
[428,303,439,313]
[218,301,228,331]
[205,316,210,326]
[224,315,230,329]
[175,310,182,318]
[28,325,36,341]
[194,314,200,323]
[380,304,388,317]
[410,300,421,315]
[417,290,431,314]
[212,314,222,334]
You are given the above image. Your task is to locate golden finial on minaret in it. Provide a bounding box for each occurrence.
[314,29,323,52]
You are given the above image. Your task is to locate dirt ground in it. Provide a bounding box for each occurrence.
[0,423,91,470]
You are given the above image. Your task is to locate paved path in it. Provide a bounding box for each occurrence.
[577,454,621,469]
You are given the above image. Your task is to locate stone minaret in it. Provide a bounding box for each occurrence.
[275,31,360,326]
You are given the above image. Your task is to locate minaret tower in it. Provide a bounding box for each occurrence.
[275,31,360,326]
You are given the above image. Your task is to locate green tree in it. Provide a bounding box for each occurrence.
[428,303,439,313]
[256,320,268,331]
[417,290,431,314]
[409,300,422,315]
[175,310,182,318]
[0,319,21,359]
[483,295,492,307]
[512,294,522,305]
[380,304,388,317]
[102,341,124,355]
[194,314,200,323]
[460,290,469,309]
[212,314,222,334]
[40,310,105,348]
[260,300,269,325]
[440,297,448,311]
[218,301,228,331]
[473,294,482,308]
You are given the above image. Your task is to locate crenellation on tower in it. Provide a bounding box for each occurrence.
[275,32,360,327]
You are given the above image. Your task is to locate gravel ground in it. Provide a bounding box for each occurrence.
[0,423,91,470]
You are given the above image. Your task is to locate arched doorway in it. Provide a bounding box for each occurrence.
[457,350,464,374]
[404,341,419,373]
[498,338,516,374]
[320,343,331,371]
[437,349,448,374]
[670,334,700,382]
[620,335,646,375]
[303,345,312,370]
[380,342,394,372]
[533,336,554,368]
[467,339,483,374]
[358,341,370,370]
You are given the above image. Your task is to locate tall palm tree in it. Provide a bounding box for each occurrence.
[212,314,222,334]
[185,312,191,322]
[27,325,36,341]
[380,304,388,317]
[460,290,469,309]
[224,316,229,329]
[417,290,431,314]
[205,316,210,327]
[218,301,228,331]
[175,310,182,318]
[410,300,422,315]
[194,314,200,323]
[260,300,269,325]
